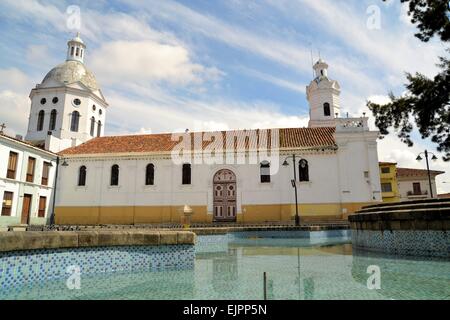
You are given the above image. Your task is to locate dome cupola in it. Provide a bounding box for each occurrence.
[66,32,86,64]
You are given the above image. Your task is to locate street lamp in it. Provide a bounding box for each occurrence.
[50,157,68,225]
[283,154,306,226]
[416,150,438,198]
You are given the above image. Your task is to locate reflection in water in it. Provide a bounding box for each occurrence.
[304,277,315,300]
[212,248,239,294]
[351,250,450,300]
[1,234,449,300]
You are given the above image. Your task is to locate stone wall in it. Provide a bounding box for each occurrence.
[0,230,196,252]
[348,199,450,258]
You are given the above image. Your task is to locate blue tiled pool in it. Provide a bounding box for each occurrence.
[1,230,449,300]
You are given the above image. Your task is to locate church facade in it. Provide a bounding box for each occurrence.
[2,34,382,226]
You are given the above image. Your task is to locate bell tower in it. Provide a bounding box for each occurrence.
[306,59,341,127]
[25,33,108,153]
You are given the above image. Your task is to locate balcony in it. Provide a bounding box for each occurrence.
[407,190,428,198]
[335,117,369,132]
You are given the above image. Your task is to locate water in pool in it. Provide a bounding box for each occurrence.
[1,232,449,300]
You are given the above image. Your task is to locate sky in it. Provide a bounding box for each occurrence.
[0,0,448,193]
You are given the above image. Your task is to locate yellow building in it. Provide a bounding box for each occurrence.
[379,162,401,202]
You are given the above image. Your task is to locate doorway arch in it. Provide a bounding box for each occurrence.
[213,169,237,222]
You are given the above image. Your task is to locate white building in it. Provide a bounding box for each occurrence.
[25,33,108,153]
[42,35,381,225]
[397,167,444,201]
[2,34,383,226]
[0,134,57,229]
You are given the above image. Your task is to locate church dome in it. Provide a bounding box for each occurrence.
[41,60,98,91]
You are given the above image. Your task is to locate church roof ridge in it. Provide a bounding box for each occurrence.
[60,126,337,156]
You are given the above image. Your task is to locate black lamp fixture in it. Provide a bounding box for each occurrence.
[416,150,438,198]
[282,154,306,227]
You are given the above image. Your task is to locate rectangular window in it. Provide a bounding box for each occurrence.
[26,157,36,183]
[413,182,421,194]
[1,192,13,216]
[381,183,393,192]
[381,167,390,174]
[41,162,50,186]
[182,164,191,185]
[38,196,47,218]
[7,151,18,179]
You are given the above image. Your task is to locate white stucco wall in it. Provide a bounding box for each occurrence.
[25,84,107,153]
[398,177,439,201]
[0,136,57,227]
[56,129,381,216]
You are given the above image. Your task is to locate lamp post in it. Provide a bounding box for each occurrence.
[50,157,68,226]
[416,150,438,198]
[282,154,305,226]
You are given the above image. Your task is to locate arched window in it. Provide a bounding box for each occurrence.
[299,159,309,182]
[182,163,191,185]
[78,166,87,186]
[49,109,57,131]
[71,111,80,132]
[323,103,331,116]
[71,47,74,56]
[97,120,102,137]
[37,110,45,131]
[260,161,271,183]
[111,165,119,186]
[90,117,96,136]
[146,164,155,185]
[76,47,79,57]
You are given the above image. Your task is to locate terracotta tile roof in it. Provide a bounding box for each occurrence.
[438,193,450,199]
[60,127,337,156]
[397,167,445,178]
[379,161,397,165]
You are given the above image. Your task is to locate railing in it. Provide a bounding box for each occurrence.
[335,117,369,132]
[407,190,428,196]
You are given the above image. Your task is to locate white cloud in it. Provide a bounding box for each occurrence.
[0,68,34,136]
[0,90,30,137]
[90,40,221,86]
[238,66,306,93]
[26,45,51,65]
[0,68,33,92]
[294,0,444,79]
[123,0,313,73]
[105,91,308,137]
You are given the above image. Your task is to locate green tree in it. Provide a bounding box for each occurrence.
[367,0,450,160]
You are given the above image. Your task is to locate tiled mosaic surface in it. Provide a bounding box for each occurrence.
[0,233,449,299]
[230,229,351,239]
[0,245,194,291]
[196,234,230,254]
[352,230,450,258]
[2,236,450,299]
[196,230,352,253]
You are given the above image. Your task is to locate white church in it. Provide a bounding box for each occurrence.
[0,34,381,228]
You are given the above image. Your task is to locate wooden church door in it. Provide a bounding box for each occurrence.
[213,169,237,222]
